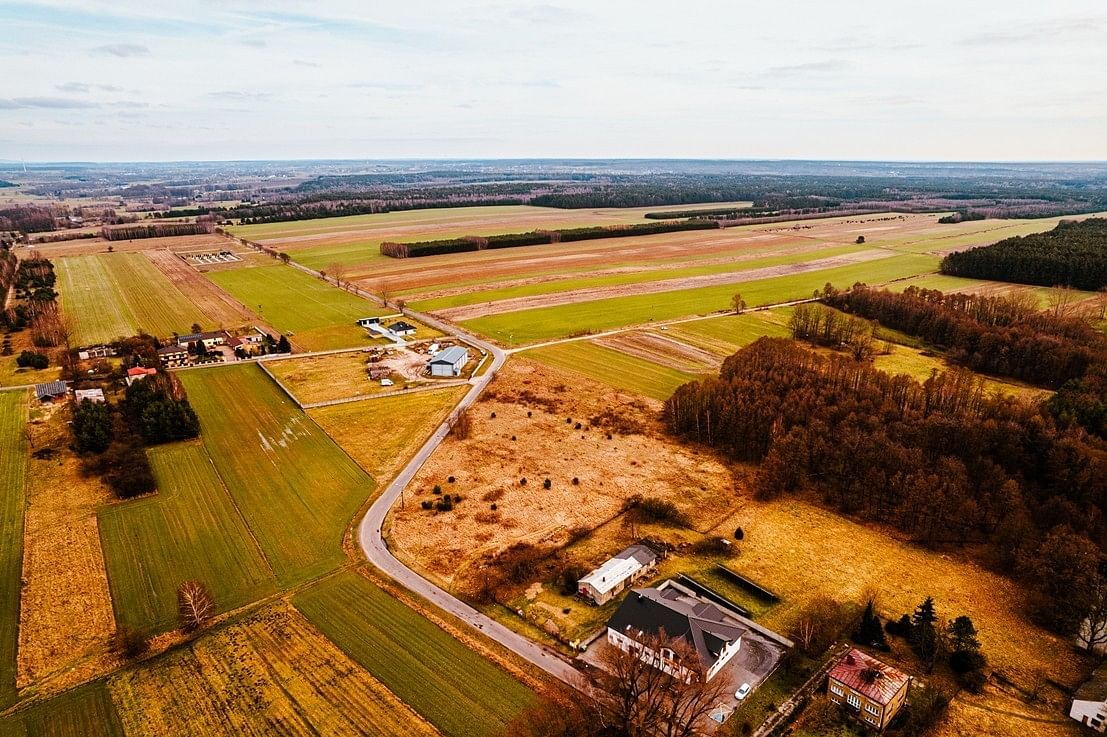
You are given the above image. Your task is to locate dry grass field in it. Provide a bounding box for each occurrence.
[17,404,116,689]
[0,391,28,708]
[109,604,440,737]
[264,351,388,405]
[387,359,736,592]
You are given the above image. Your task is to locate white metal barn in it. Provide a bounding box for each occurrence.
[428,346,469,377]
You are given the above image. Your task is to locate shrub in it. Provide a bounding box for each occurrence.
[572,477,579,485]
[435,496,454,512]
[16,350,48,369]
[433,484,442,495]
[734,526,745,540]
[543,478,552,490]
[520,477,527,486]
[628,496,689,526]
[490,503,497,510]
[691,537,736,557]
[114,625,148,658]
[559,564,584,595]
[447,475,455,483]
[421,500,433,510]
[453,494,461,503]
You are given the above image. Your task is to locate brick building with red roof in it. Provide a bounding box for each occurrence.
[827,648,911,730]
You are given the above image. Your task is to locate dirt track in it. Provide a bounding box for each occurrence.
[435,249,897,321]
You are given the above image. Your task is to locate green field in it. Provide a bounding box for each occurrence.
[98,443,278,636]
[0,392,27,708]
[525,341,702,400]
[55,253,211,345]
[179,365,375,587]
[464,253,939,345]
[294,570,536,737]
[666,310,793,357]
[0,681,124,737]
[206,265,389,351]
[409,243,868,312]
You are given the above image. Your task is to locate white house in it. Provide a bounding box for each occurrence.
[606,580,747,682]
[356,317,381,328]
[73,388,106,404]
[1071,666,1107,732]
[389,321,417,336]
[428,346,469,377]
[578,544,658,605]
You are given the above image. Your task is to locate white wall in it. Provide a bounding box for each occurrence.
[1071,699,1107,732]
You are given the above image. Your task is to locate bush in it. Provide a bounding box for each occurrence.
[559,565,584,595]
[435,496,454,512]
[421,500,433,510]
[628,495,689,526]
[447,476,455,483]
[690,537,736,557]
[114,625,148,658]
[433,484,442,495]
[543,478,552,490]
[16,350,48,369]
[734,526,745,540]
[572,477,579,485]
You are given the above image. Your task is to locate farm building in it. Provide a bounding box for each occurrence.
[126,366,158,385]
[176,331,227,349]
[1071,664,1107,732]
[389,321,417,336]
[73,388,106,404]
[157,345,189,368]
[77,344,117,361]
[578,543,658,605]
[606,580,747,682]
[34,381,69,403]
[428,346,469,377]
[827,648,911,731]
[368,365,391,381]
[356,317,381,327]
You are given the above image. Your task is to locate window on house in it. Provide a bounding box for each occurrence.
[846,693,861,709]
[865,704,880,716]
[830,685,843,696]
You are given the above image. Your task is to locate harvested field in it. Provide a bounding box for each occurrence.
[664,310,792,357]
[433,249,894,322]
[109,604,438,737]
[55,253,213,345]
[98,442,277,636]
[524,340,702,400]
[387,358,735,590]
[595,330,720,373]
[463,253,939,345]
[17,404,116,688]
[0,392,27,707]
[206,264,389,351]
[179,365,374,587]
[294,569,536,737]
[0,680,125,737]
[309,386,467,483]
[144,250,272,331]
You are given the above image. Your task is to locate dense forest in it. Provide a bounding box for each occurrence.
[941,218,1107,290]
[102,222,212,241]
[665,338,1107,635]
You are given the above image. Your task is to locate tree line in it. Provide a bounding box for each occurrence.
[102,222,212,241]
[665,338,1107,635]
[941,218,1107,290]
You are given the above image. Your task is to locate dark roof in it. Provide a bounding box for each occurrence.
[390,321,417,331]
[608,584,748,670]
[829,649,911,705]
[157,345,186,355]
[34,381,69,400]
[177,333,202,343]
[1076,664,1107,703]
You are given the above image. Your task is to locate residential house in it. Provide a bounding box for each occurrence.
[389,321,417,337]
[34,381,69,403]
[828,648,911,731]
[126,367,158,385]
[606,580,748,682]
[1071,664,1107,732]
[578,544,658,605]
[428,346,470,377]
[73,388,106,404]
[176,331,226,349]
[157,345,189,368]
[356,317,381,327]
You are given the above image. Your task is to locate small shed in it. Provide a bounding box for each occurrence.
[368,366,391,380]
[357,317,381,327]
[578,544,658,605]
[428,346,469,377]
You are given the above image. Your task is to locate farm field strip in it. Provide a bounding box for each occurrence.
[108,605,439,737]
[869,212,1107,255]
[179,365,375,587]
[664,310,793,357]
[98,442,278,636]
[435,248,897,322]
[144,250,268,330]
[55,255,140,345]
[408,242,871,313]
[892,272,1103,308]
[206,264,388,351]
[524,340,703,401]
[463,252,939,345]
[0,680,124,737]
[294,570,536,737]
[0,392,27,708]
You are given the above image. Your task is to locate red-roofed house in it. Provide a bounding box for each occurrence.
[125,366,158,386]
[827,648,910,730]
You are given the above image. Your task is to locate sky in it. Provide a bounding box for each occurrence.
[0,0,1105,162]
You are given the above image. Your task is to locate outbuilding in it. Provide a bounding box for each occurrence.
[578,544,658,605]
[428,346,469,377]
[389,321,417,337]
[73,388,106,404]
[34,381,70,403]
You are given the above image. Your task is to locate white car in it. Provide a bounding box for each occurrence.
[380,378,394,387]
[735,683,751,700]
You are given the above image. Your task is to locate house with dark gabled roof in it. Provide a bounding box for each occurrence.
[606,580,748,682]
[828,648,911,731]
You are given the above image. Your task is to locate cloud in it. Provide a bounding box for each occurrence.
[764,60,849,76]
[207,91,272,101]
[293,59,320,68]
[56,82,124,94]
[89,43,150,57]
[0,96,101,109]
[961,17,1105,46]
[239,39,266,48]
[507,4,582,24]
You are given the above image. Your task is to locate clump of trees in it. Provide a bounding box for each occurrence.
[665,338,1107,635]
[16,350,48,369]
[886,596,987,692]
[941,218,1107,290]
[121,374,200,444]
[102,222,211,241]
[789,302,876,360]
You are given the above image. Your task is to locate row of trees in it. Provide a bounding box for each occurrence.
[664,338,1107,635]
[101,222,212,241]
[941,218,1107,291]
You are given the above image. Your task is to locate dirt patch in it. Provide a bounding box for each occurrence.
[17,403,117,688]
[386,358,736,594]
[596,331,721,373]
[434,250,896,321]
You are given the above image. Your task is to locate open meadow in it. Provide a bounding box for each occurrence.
[98,442,278,636]
[524,340,703,401]
[0,392,27,708]
[294,570,537,737]
[179,364,375,587]
[206,264,389,351]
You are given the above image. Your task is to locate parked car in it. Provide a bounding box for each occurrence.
[380,378,394,387]
[735,683,751,700]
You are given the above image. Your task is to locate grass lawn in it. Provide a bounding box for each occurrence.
[206,264,389,351]
[309,386,466,482]
[55,253,211,345]
[0,359,59,389]
[463,253,939,345]
[524,340,702,401]
[294,569,536,737]
[179,364,375,587]
[98,442,278,636]
[0,680,124,737]
[0,392,27,708]
[264,351,382,405]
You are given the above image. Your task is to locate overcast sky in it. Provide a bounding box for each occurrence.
[1,0,1105,162]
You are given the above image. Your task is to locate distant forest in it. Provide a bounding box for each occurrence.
[941,218,1107,291]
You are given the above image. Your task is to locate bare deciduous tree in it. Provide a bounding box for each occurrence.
[376,279,393,307]
[731,292,746,314]
[177,580,215,632]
